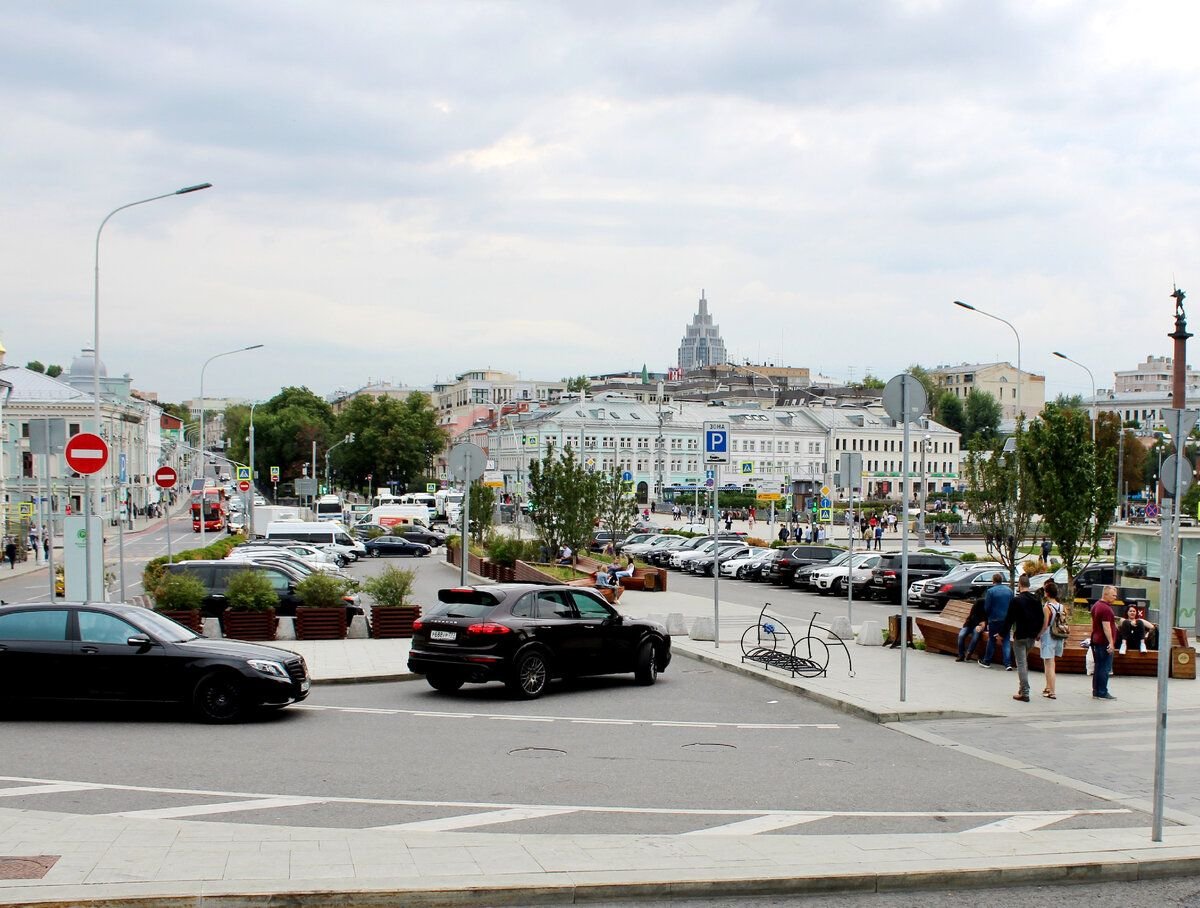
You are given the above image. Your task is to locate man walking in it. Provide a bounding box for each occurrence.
[1091,585,1120,700]
[1004,575,1044,701]
[979,573,1014,669]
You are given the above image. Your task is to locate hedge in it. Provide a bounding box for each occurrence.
[142,535,242,593]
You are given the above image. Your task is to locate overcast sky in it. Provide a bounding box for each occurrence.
[3,0,1199,404]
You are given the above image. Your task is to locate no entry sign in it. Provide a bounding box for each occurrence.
[238,480,251,492]
[64,432,109,475]
[155,466,178,489]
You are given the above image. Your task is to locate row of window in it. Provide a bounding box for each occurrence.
[835,437,957,454]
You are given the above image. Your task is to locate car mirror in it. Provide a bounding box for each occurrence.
[126,634,153,647]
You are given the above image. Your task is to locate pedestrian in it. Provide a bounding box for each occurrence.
[4,538,15,570]
[725,513,733,532]
[778,525,789,543]
[873,523,884,550]
[1090,586,1120,700]
[28,525,39,562]
[43,535,50,561]
[956,594,988,662]
[1041,537,1052,563]
[979,573,1014,669]
[1038,579,1067,698]
[748,507,756,530]
[1004,574,1043,702]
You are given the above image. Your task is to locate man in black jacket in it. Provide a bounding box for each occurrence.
[1004,574,1045,702]
[956,595,988,662]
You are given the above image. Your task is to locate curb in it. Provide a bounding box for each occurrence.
[312,671,419,685]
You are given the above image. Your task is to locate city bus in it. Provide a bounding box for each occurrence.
[191,485,228,533]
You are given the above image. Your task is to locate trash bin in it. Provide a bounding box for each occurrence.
[642,571,658,592]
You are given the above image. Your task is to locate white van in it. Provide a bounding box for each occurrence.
[357,505,432,530]
[265,521,367,561]
[314,494,345,522]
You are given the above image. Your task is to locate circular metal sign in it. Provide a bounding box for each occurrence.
[448,442,485,481]
[1161,454,1194,499]
[64,432,109,475]
[154,466,178,489]
[882,374,928,424]
[238,480,251,492]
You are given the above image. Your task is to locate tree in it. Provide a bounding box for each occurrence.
[859,374,885,389]
[1021,403,1116,594]
[526,442,602,558]
[25,360,44,373]
[45,364,63,378]
[963,389,1002,447]
[935,391,965,435]
[467,482,496,543]
[333,393,446,494]
[226,387,334,489]
[562,375,591,394]
[159,401,191,423]
[1053,393,1085,410]
[906,364,939,405]
[963,437,1038,585]
[1096,412,1146,508]
[596,466,637,549]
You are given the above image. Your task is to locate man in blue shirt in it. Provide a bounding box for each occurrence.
[980,573,1014,669]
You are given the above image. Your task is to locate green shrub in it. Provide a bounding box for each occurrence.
[294,572,351,608]
[361,565,415,608]
[142,536,241,592]
[928,512,962,524]
[225,570,279,612]
[484,533,524,567]
[368,526,387,539]
[151,572,206,612]
[961,552,977,562]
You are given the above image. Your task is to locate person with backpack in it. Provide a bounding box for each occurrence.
[1038,579,1068,699]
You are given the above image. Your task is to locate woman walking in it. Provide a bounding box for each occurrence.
[1039,579,1066,699]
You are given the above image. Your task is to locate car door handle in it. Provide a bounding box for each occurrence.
[79,646,99,655]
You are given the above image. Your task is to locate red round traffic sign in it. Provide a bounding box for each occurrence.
[64,432,109,476]
[155,466,178,489]
[238,480,251,492]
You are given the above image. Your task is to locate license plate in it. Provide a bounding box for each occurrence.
[430,629,456,641]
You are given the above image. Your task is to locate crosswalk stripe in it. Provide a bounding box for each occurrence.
[684,813,831,835]
[372,806,575,832]
[1113,740,1196,753]
[108,797,320,819]
[1068,727,1200,741]
[0,783,102,798]
[964,812,1076,834]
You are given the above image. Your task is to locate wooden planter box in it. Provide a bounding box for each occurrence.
[157,610,204,633]
[372,605,422,639]
[223,609,277,641]
[496,565,515,583]
[295,607,347,640]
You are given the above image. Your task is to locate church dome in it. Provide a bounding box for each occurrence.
[70,347,107,379]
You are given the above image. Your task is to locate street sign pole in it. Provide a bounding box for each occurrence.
[83,474,94,602]
[461,449,471,588]
[713,469,720,650]
[42,422,55,601]
[900,382,911,700]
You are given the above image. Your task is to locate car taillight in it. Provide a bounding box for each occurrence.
[883,570,896,578]
[412,619,423,631]
[939,584,952,593]
[467,623,512,635]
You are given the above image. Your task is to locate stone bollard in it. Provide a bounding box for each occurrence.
[276,616,297,640]
[856,619,883,645]
[202,617,221,639]
[827,615,853,641]
[666,613,689,636]
[689,616,716,641]
[347,615,369,639]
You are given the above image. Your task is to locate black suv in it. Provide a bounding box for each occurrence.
[869,553,961,603]
[408,584,672,699]
[164,561,362,625]
[766,546,843,585]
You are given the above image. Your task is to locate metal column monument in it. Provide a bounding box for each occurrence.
[449,443,485,587]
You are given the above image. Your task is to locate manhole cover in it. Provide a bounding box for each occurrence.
[797,757,852,768]
[0,856,58,880]
[509,747,566,758]
[681,743,737,752]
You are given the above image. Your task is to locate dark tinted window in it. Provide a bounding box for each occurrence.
[78,611,140,644]
[0,609,69,641]
[510,594,535,619]
[171,564,215,588]
[535,592,575,619]
[569,591,612,618]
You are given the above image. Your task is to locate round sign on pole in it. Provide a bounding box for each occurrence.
[64,432,109,475]
[448,442,485,481]
[882,374,928,424]
[154,466,178,489]
[238,479,251,492]
[1161,454,1194,499]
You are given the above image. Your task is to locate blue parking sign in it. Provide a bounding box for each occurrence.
[703,421,729,465]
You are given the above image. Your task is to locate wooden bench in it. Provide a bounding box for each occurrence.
[619,567,665,592]
[914,599,988,658]
[567,576,624,603]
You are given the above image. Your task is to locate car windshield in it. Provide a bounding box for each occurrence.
[825,552,852,567]
[850,554,876,567]
[132,608,198,643]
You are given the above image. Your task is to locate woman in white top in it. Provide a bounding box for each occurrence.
[1038,579,1066,699]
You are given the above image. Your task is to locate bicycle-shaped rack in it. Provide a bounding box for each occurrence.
[740,604,854,678]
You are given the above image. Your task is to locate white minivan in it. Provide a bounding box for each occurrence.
[264,521,367,562]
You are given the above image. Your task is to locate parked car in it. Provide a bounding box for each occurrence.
[163,560,362,623]
[1028,562,1116,602]
[646,536,694,566]
[791,551,853,589]
[0,601,310,723]
[671,540,721,570]
[720,547,772,579]
[918,565,1007,610]
[395,527,446,548]
[615,532,658,553]
[363,536,433,558]
[588,531,615,552]
[869,553,962,603]
[227,547,348,575]
[686,542,753,577]
[766,545,844,585]
[622,534,676,558]
[812,553,884,597]
[407,584,672,699]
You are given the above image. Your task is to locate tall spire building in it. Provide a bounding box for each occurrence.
[677,291,728,372]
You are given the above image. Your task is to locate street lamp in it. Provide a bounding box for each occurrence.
[325,433,356,497]
[918,433,931,547]
[739,367,781,526]
[199,344,264,547]
[952,301,1023,430]
[1052,351,1097,444]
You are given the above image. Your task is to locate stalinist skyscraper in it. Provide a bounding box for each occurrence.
[677,291,728,372]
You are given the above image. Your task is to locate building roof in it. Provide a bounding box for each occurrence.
[0,365,94,403]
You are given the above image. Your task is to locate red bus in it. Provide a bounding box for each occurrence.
[191,486,228,532]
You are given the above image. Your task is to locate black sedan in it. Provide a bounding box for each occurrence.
[408,584,672,699]
[364,536,433,558]
[0,602,309,723]
[395,528,446,547]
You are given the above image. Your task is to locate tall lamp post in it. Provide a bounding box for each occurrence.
[739,367,781,526]
[918,433,931,547]
[199,344,264,547]
[1051,351,1097,444]
[325,433,356,497]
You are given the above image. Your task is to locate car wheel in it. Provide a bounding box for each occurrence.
[635,640,658,686]
[426,674,464,692]
[507,650,549,699]
[832,577,845,595]
[192,673,245,724]
[371,549,381,558]
[336,555,348,568]
[736,567,746,579]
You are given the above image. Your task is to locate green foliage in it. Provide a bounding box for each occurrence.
[562,375,591,393]
[935,391,965,435]
[964,389,1003,447]
[527,442,603,556]
[1096,412,1146,496]
[963,435,1038,583]
[159,401,192,423]
[927,512,961,524]
[596,465,637,545]
[294,571,351,608]
[961,552,977,562]
[45,364,63,378]
[328,392,446,495]
[906,365,938,405]
[226,387,335,488]
[151,572,206,612]
[225,570,280,612]
[142,536,241,592]
[25,360,44,373]
[1054,393,1085,409]
[468,482,497,543]
[360,565,415,608]
[484,532,525,567]
[858,374,885,389]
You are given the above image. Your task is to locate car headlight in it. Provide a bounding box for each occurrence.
[247,659,288,678]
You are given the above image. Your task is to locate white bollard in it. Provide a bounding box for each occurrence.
[827,615,853,641]
[276,616,297,640]
[666,613,689,636]
[347,615,369,639]
[202,617,221,639]
[856,619,883,646]
[689,616,716,641]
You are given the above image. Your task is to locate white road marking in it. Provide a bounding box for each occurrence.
[373,806,575,832]
[1068,727,1200,741]
[684,813,832,835]
[0,782,103,797]
[109,797,321,819]
[293,703,837,730]
[1113,740,1197,753]
[964,813,1077,833]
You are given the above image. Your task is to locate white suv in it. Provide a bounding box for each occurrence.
[813,553,883,596]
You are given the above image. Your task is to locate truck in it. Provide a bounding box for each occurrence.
[250,505,315,536]
[435,488,464,526]
[314,494,345,522]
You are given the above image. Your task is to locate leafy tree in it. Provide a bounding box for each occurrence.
[1053,393,1085,409]
[1096,412,1147,508]
[906,364,939,405]
[859,374,885,389]
[562,375,591,393]
[935,391,965,435]
[526,442,602,559]
[596,466,637,548]
[467,482,496,543]
[332,393,446,494]
[25,360,44,373]
[159,401,192,423]
[225,387,334,488]
[963,437,1038,585]
[1021,403,1116,594]
[45,364,63,378]
[964,389,1002,447]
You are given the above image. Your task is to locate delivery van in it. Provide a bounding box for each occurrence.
[265,521,367,561]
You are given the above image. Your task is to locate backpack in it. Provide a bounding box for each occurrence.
[1050,602,1070,639]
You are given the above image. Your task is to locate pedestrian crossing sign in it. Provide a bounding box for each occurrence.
[819,507,832,521]
[741,461,753,474]
[236,466,251,481]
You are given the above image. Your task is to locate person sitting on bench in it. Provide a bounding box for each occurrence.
[956,595,988,662]
[556,545,573,565]
[614,556,636,580]
[1118,604,1155,654]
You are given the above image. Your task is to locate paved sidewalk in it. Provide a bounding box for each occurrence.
[7,561,1200,905]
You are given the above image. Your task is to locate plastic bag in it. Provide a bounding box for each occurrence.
[1085,644,1094,676]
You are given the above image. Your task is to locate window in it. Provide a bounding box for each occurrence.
[510,594,534,619]
[21,422,29,438]
[69,423,81,436]
[0,609,68,641]
[78,611,140,644]
[569,591,613,618]
[535,592,574,619]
